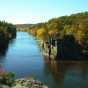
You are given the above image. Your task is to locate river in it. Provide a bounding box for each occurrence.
[0,32,88,88]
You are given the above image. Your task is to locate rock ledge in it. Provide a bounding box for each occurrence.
[0,78,48,88]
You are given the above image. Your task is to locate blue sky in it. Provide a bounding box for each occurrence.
[0,0,88,24]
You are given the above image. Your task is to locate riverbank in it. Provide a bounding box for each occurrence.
[0,77,48,88]
[36,39,57,59]
[37,37,88,60]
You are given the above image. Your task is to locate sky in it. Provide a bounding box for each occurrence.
[0,0,88,24]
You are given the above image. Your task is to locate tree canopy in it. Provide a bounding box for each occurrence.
[28,12,88,50]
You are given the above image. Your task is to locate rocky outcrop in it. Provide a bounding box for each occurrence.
[0,78,48,88]
[56,35,83,60]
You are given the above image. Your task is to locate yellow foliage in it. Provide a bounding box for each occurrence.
[75,30,84,41]
[48,29,59,36]
[36,28,47,40]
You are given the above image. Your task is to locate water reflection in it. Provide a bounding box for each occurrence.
[0,39,16,59]
[0,44,9,58]
[44,56,88,88]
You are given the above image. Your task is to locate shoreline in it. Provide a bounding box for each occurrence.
[0,77,48,88]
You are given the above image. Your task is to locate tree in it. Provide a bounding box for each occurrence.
[36,28,47,40]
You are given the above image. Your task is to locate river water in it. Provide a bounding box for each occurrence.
[0,32,88,88]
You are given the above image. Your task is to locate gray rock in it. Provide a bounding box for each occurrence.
[0,78,48,88]
[11,78,48,88]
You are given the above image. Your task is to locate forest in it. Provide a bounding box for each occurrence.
[27,12,88,48]
[27,12,88,59]
[0,21,16,49]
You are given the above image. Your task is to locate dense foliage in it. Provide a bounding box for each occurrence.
[0,21,16,48]
[28,12,88,50]
[0,72,15,86]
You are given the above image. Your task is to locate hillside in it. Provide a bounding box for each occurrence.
[16,12,88,50]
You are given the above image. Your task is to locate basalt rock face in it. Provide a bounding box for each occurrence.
[0,78,48,88]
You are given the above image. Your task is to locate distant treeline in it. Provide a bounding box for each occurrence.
[0,21,16,48]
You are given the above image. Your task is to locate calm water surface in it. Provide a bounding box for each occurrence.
[0,32,88,88]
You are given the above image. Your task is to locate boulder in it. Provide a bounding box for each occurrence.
[11,78,48,88]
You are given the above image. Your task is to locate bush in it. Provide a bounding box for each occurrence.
[0,72,15,86]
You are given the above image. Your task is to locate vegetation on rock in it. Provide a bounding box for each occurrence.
[0,21,16,49]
